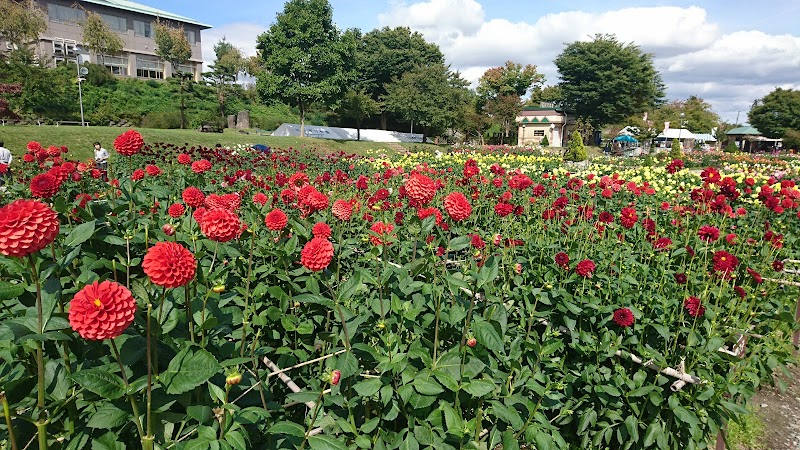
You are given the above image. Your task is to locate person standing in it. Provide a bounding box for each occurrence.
[93,141,109,180]
[0,140,12,186]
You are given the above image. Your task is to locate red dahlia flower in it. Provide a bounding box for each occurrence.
[0,199,60,257]
[405,174,437,205]
[773,260,784,272]
[131,169,145,181]
[145,165,161,176]
[575,259,596,278]
[182,187,205,208]
[712,250,738,274]
[443,192,472,221]
[697,225,720,242]
[199,209,241,242]
[30,173,60,198]
[369,221,395,246]
[300,237,334,272]
[191,159,212,174]
[68,280,137,340]
[312,222,331,239]
[167,203,186,218]
[177,153,191,164]
[613,308,635,327]
[332,199,353,221]
[619,207,638,229]
[746,267,762,284]
[555,252,570,269]
[142,241,196,288]
[265,208,288,231]
[252,192,268,206]
[683,296,705,317]
[114,129,144,156]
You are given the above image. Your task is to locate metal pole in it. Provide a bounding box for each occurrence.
[76,52,85,126]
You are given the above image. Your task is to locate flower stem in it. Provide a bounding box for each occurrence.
[1,391,18,450]
[110,340,146,446]
[298,388,326,450]
[145,298,154,444]
[28,255,47,450]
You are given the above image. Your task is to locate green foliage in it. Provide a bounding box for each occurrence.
[477,60,544,100]
[484,94,522,145]
[564,130,587,161]
[749,88,800,139]
[540,135,549,146]
[383,64,470,138]
[0,55,78,120]
[81,12,124,59]
[141,110,182,129]
[334,88,380,140]
[783,129,800,150]
[153,21,191,67]
[670,138,683,158]
[650,96,720,134]
[725,141,740,153]
[555,33,665,127]
[0,0,46,47]
[255,0,356,135]
[726,409,767,450]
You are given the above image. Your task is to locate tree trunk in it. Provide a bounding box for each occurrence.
[217,82,225,122]
[356,119,361,141]
[380,111,388,130]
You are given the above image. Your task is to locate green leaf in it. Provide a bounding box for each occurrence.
[87,403,129,429]
[0,281,24,301]
[476,255,499,289]
[161,347,220,395]
[69,369,126,400]
[491,401,524,430]
[268,420,306,437]
[672,406,699,426]
[92,431,125,450]
[448,235,472,252]
[463,379,496,397]
[308,434,348,450]
[338,272,362,301]
[643,421,661,447]
[624,414,639,442]
[64,220,96,248]
[501,430,520,450]
[225,430,248,450]
[353,378,383,397]
[413,372,444,396]
[474,319,504,355]
[441,403,463,436]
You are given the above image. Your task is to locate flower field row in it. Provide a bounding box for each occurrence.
[1,132,799,450]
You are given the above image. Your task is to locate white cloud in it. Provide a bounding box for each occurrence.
[201,22,264,71]
[376,2,799,122]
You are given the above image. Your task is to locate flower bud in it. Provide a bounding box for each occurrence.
[226,371,242,386]
[467,337,477,348]
[161,224,175,236]
[330,369,341,386]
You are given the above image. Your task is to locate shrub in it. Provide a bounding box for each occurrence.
[725,141,740,153]
[564,130,587,161]
[541,135,549,146]
[141,110,182,129]
[782,129,800,150]
[669,138,683,158]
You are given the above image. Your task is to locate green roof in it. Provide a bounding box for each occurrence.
[727,126,761,135]
[540,117,549,123]
[80,0,212,28]
[521,118,529,123]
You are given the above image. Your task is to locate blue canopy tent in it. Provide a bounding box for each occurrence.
[251,144,270,153]
[613,135,638,143]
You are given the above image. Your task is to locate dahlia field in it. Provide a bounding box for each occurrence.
[1,131,800,450]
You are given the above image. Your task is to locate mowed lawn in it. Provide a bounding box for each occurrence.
[0,125,442,160]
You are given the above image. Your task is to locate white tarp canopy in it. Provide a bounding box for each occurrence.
[658,128,696,140]
[271,124,425,143]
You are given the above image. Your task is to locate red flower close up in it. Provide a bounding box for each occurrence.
[265,208,288,231]
[683,296,705,318]
[697,225,720,242]
[443,192,472,221]
[30,173,60,198]
[182,187,205,208]
[69,280,137,340]
[405,174,437,206]
[369,221,395,246]
[142,241,196,288]
[300,237,334,272]
[0,199,60,257]
[312,222,331,239]
[177,153,191,165]
[168,203,186,218]
[191,159,212,174]
[613,308,635,327]
[555,252,570,269]
[575,259,596,278]
[332,199,353,221]
[712,250,739,274]
[113,129,144,156]
[199,209,241,242]
[131,169,145,181]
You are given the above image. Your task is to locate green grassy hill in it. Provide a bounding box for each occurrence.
[0,126,442,160]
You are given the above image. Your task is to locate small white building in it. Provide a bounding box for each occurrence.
[655,127,695,150]
[516,106,575,147]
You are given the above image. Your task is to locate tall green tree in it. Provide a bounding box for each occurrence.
[358,26,444,129]
[0,0,46,49]
[383,64,469,141]
[477,61,544,100]
[154,21,192,128]
[528,85,563,107]
[649,96,719,133]
[484,94,522,145]
[81,11,124,65]
[555,34,665,128]
[749,88,800,139]
[256,0,355,137]
[335,88,380,141]
[206,37,245,122]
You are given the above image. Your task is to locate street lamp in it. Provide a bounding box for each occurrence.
[74,45,86,127]
[678,112,685,149]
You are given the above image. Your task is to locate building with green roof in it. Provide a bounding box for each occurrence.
[3,0,212,82]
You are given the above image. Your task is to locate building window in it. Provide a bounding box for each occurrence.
[134,20,152,37]
[101,55,128,76]
[533,130,545,137]
[101,13,127,32]
[136,56,163,79]
[48,4,85,24]
[184,30,196,45]
[174,63,195,78]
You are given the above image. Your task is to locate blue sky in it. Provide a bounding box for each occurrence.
[152,0,800,124]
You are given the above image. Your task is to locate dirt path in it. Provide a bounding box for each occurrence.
[748,364,800,449]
